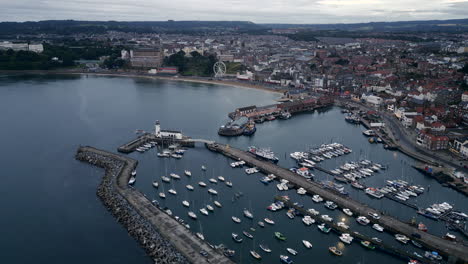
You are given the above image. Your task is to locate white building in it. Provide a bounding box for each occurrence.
[154,121,183,139]
[361,94,383,106]
[28,44,43,53]
[401,115,414,128]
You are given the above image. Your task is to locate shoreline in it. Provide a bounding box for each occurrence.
[0,70,285,95]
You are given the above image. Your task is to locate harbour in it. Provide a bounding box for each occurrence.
[1,74,467,264]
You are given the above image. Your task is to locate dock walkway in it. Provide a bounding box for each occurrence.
[206,142,468,263]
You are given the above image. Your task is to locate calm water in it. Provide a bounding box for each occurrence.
[0,74,465,264]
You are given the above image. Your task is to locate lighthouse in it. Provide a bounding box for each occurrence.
[155,120,161,137]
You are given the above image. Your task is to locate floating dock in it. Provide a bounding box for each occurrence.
[206,142,468,263]
[76,146,232,264]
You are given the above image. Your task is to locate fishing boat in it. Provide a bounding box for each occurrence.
[225,181,233,187]
[184,170,191,176]
[186,185,194,191]
[259,244,271,253]
[318,223,331,233]
[361,241,375,250]
[395,234,410,244]
[329,246,342,256]
[209,178,218,184]
[232,216,241,223]
[188,211,197,219]
[208,188,218,195]
[168,189,177,195]
[275,232,287,241]
[196,232,204,240]
[199,208,209,216]
[214,201,222,207]
[343,208,353,216]
[258,221,265,227]
[243,231,254,239]
[161,176,171,183]
[286,248,297,255]
[280,255,293,264]
[264,218,275,225]
[152,181,159,188]
[243,209,254,219]
[218,176,225,182]
[250,250,261,260]
[198,181,207,187]
[182,200,190,207]
[302,240,313,248]
[232,233,243,243]
[206,205,214,211]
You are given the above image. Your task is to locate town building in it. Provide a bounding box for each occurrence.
[129,48,163,68]
[417,131,449,150]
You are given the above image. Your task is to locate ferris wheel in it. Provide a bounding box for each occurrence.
[213,61,226,78]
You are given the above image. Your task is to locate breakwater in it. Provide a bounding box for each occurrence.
[76,146,232,264]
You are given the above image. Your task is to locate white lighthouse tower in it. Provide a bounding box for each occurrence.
[155,120,161,137]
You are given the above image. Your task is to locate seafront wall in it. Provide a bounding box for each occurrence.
[75,147,189,264]
[75,146,233,264]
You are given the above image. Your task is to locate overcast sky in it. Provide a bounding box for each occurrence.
[1,0,468,24]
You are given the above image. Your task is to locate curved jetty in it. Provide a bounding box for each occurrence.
[76,146,232,264]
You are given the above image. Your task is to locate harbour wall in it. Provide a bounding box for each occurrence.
[76,146,232,264]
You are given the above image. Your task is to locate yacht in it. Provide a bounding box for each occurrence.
[182,200,190,207]
[232,233,243,243]
[208,188,218,195]
[324,201,337,210]
[264,218,275,225]
[161,176,171,183]
[152,181,159,188]
[297,187,307,195]
[186,185,194,191]
[199,208,209,216]
[339,233,354,244]
[196,233,204,240]
[343,208,353,216]
[232,216,241,223]
[198,181,207,187]
[250,250,261,260]
[188,211,197,219]
[168,189,177,195]
[184,170,192,176]
[302,240,313,248]
[372,224,384,232]
[209,178,217,183]
[206,205,214,211]
[259,244,271,253]
[243,209,254,219]
[321,215,333,222]
[286,248,297,255]
[280,255,293,264]
[214,201,222,207]
[225,181,233,187]
[307,208,320,215]
[169,173,180,179]
[243,231,254,239]
[357,216,370,225]
[218,176,225,181]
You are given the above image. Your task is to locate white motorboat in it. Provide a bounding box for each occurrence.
[128,177,136,185]
[206,205,214,211]
[321,215,333,222]
[201,165,207,171]
[395,234,410,244]
[198,181,207,187]
[343,208,353,216]
[131,170,137,176]
[307,208,320,215]
[339,233,354,244]
[232,216,241,223]
[243,209,254,219]
[208,188,218,195]
[168,189,177,195]
[372,224,384,232]
[264,218,275,225]
[159,192,166,198]
[196,232,204,240]
[161,176,171,183]
[214,201,222,207]
[184,170,192,176]
[170,173,180,179]
[209,178,218,183]
[302,216,315,226]
[188,211,197,219]
[152,181,159,188]
[186,185,194,191]
[297,187,307,195]
[225,181,233,187]
[286,248,297,256]
[312,195,323,203]
[218,176,225,181]
[357,216,370,225]
[182,200,190,207]
[337,222,349,230]
[302,240,313,248]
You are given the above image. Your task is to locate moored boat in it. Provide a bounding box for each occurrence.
[286,248,297,255]
[232,233,242,243]
[259,244,271,253]
[250,250,261,260]
[302,240,313,248]
[361,241,375,250]
[275,232,287,241]
[280,255,293,264]
[329,246,342,256]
